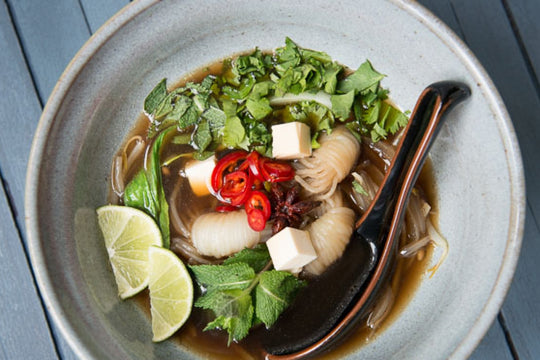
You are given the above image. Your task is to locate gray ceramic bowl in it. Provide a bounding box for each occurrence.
[26,0,525,359]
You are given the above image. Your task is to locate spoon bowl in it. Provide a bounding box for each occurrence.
[263,81,471,358]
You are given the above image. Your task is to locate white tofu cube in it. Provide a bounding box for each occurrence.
[184,155,215,196]
[266,227,317,272]
[271,121,312,160]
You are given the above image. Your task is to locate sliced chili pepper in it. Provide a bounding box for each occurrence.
[216,204,237,212]
[246,207,267,231]
[221,171,249,197]
[245,190,271,220]
[220,171,252,206]
[246,151,265,182]
[260,158,295,183]
[211,150,248,192]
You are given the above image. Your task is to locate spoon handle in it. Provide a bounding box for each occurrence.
[358,81,472,244]
[264,81,470,359]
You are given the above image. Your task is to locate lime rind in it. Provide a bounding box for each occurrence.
[148,245,194,342]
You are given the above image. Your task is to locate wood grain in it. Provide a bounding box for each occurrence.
[6,0,90,103]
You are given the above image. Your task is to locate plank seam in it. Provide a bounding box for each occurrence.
[0,168,61,359]
[448,1,469,44]
[77,0,93,34]
[501,0,540,100]
[498,312,520,360]
[4,0,44,108]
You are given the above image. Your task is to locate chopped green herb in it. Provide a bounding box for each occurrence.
[352,179,369,196]
[143,38,408,156]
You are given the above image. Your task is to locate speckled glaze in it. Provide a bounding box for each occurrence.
[25,1,525,359]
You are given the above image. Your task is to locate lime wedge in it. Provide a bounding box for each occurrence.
[96,205,163,299]
[148,245,193,342]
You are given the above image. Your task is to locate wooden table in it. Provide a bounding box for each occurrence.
[1,1,538,359]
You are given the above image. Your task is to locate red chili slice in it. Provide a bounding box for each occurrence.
[246,207,267,231]
[246,151,265,182]
[220,171,252,206]
[216,204,237,212]
[245,191,271,220]
[260,158,295,183]
[211,150,248,192]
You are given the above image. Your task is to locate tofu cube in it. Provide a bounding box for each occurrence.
[271,122,312,160]
[266,227,317,272]
[184,155,216,196]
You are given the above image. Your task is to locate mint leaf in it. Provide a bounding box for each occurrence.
[223,244,271,273]
[189,263,255,291]
[337,60,385,94]
[223,116,246,148]
[193,119,212,152]
[255,271,306,328]
[197,289,254,345]
[144,78,167,114]
[191,244,305,344]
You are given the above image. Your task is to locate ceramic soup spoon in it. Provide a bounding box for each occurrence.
[263,81,471,359]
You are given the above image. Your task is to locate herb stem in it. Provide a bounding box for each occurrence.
[245,260,273,293]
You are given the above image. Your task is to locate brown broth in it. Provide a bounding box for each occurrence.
[118,57,440,359]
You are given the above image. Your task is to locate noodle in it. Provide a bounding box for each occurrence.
[294,126,360,200]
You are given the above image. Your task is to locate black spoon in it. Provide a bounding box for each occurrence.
[262,81,471,359]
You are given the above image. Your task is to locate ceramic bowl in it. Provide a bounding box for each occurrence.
[26,0,525,359]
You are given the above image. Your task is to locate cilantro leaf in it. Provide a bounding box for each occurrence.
[337,60,385,94]
[330,91,355,120]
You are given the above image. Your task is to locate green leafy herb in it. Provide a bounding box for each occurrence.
[352,179,369,196]
[123,130,170,247]
[337,60,386,95]
[143,38,409,156]
[189,244,306,344]
[144,78,168,114]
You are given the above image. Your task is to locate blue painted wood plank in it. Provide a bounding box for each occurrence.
[6,0,90,103]
[0,1,86,359]
[0,0,42,239]
[504,0,540,86]
[0,189,57,359]
[500,206,540,359]
[469,317,513,360]
[422,0,540,359]
[79,0,129,33]
[447,0,540,218]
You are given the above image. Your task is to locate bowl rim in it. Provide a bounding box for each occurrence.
[25,0,525,359]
